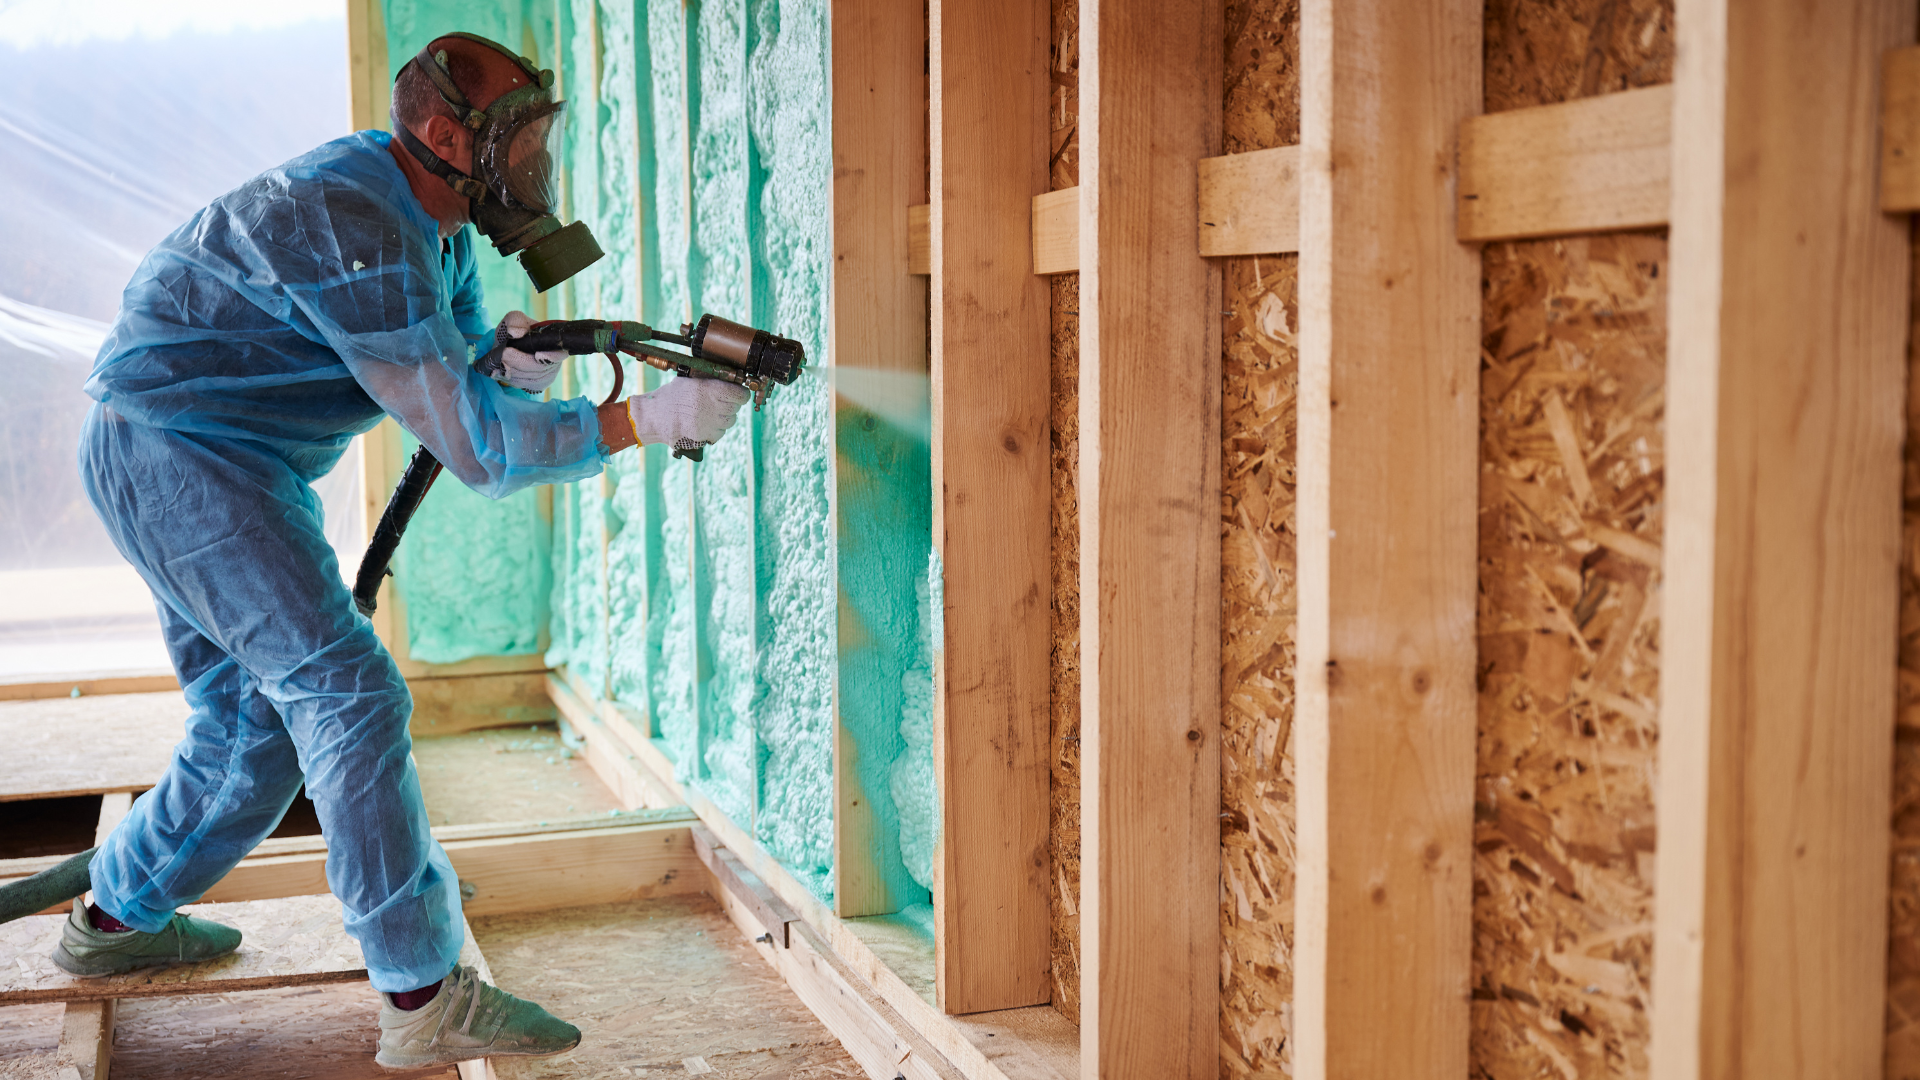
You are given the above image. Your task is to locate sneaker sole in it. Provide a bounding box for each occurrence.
[374,1034,582,1069]
[50,943,234,979]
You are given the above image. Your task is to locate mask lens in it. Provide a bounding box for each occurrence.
[494,105,563,212]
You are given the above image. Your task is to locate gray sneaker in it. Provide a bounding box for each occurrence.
[51,904,242,977]
[375,965,581,1069]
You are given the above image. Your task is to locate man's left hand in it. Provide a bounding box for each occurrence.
[482,310,566,393]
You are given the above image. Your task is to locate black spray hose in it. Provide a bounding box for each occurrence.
[352,446,444,617]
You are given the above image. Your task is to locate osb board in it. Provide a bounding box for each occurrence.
[0,894,364,1005]
[1218,4,1299,1078]
[1220,254,1298,1080]
[1483,0,1674,114]
[1472,6,1672,1079]
[470,893,859,1079]
[0,692,184,801]
[0,894,486,1006]
[413,724,623,827]
[1048,269,1082,1024]
[1473,234,1665,1078]
[1886,220,1920,1080]
[110,983,456,1080]
[0,1002,62,1061]
[1047,0,1083,1026]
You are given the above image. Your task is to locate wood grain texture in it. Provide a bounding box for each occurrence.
[1199,147,1301,256]
[56,999,112,1080]
[930,0,1056,1016]
[1653,0,1912,1076]
[911,203,933,275]
[1032,189,1080,274]
[830,0,932,920]
[1293,0,1481,1077]
[1883,46,1920,213]
[1457,86,1672,242]
[1077,0,1223,1075]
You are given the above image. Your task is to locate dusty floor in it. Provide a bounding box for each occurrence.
[0,984,453,1079]
[414,723,623,827]
[0,892,857,1080]
[473,894,861,1079]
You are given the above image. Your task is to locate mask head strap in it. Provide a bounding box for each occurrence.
[393,32,557,201]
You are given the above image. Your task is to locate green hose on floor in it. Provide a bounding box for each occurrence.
[0,847,94,925]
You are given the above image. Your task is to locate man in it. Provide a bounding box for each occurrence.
[66,32,747,1068]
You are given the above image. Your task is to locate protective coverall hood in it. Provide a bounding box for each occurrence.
[391,32,603,292]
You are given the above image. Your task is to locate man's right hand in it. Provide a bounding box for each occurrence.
[626,376,751,453]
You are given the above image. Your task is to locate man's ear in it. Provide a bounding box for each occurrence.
[422,114,470,171]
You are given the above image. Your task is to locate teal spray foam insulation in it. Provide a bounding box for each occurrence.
[741,0,838,902]
[687,0,759,833]
[834,403,934,905]
[546,0,615,697]
[602,0,667,723]
[640,0,700,775]
[380,0,557,663]
[890,550,941,890]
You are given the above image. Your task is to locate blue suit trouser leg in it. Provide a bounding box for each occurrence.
[80,407,463,992]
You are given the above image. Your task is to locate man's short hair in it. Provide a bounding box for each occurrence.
[390,37,496,135]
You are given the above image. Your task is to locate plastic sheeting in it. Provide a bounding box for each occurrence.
[0,20,361,679]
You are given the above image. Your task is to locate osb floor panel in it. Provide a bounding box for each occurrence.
[471,893,860,1079]
[0,692,184,801]
[0,985,455,1080]
[414,724,621,827]
[1,894,487,1006]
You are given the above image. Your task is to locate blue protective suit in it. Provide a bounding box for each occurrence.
[79,130,604,991]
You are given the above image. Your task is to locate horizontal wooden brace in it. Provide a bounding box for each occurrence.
[1456,84,1673,242]
[691,822,799,948]
[1883,45,1920,211]
[910,147,1305,278]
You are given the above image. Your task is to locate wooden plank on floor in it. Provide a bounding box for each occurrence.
[0,673,178,702]
[1650,1,1911,1076]
[1077,0,1222,1075]
[57,998,114,1080]
[1198,145,1302,255]
[929,0,1053,1017]
[700,841,962,1080]
[1293,0,1481,1077]
[829,0,932,920]
[0,894,478,1006]
[1030,188,1078,274]
[407,671,557,737]
[1456,85,1672,242]
[0,692,183,802]
[192,821,704,914]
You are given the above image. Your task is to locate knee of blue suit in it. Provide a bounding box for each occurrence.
[77,130,605,991]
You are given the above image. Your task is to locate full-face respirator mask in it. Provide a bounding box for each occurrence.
[391,33,604,292]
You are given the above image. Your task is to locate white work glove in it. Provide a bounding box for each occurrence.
[627,376,752,452]
[493,310,566,393]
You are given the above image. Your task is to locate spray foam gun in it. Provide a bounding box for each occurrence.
[350,314,806,617]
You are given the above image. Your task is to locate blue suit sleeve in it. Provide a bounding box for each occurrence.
[273,186,604,499]
[446,231,491,348]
